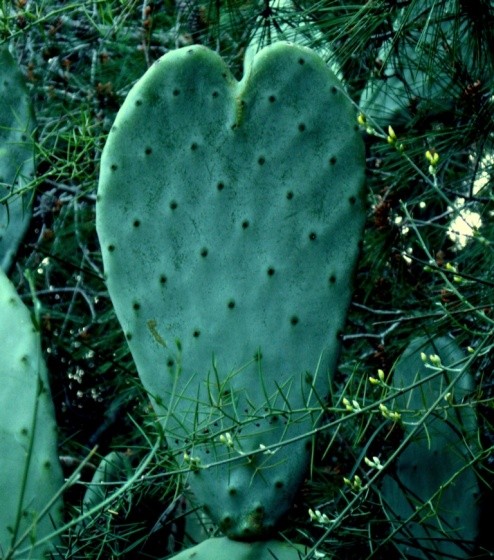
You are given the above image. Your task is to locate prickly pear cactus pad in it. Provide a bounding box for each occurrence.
[97,42,365,538]
[0,269,63,558]
[382,336,479,559]
[166,537,306,560]
[0,45,36,273]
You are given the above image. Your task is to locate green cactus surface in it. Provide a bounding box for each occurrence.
[96,42,366,538]
[82,451,132,516]
[166,537,306,560]
[0,269,64,558]
[0,45,36,273]
[381,336,480,559]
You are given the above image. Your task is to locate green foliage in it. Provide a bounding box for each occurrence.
[96,40,365,538]
[0,0,493,558]
[0,43,35,273]
[0,268,63,559]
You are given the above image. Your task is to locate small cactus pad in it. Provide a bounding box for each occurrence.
[97,42,365,538]
[0,45,36,272]
[0,269,63,558]
[166,537,306,560]
[82,451,131,515]
[381,336,479,559]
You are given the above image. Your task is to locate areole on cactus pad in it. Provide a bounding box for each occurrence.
[96,41,366,539]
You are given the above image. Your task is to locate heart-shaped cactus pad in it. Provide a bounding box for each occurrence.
[97,41,366,539]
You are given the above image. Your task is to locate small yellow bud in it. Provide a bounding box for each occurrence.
[429,354,442,367]
[369,376,380,385]
[388,125,397,140]
[388,411,401,422]
[425,150,440,165]
[378,369,385,381]
[357,113,366,126]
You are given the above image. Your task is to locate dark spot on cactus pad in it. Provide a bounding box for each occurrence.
[329,156,337,165]
[191,142,198,151]
[135,99,142,106]
[309,232,317,240]
[329,274,336,284]
[254,351,262,362]
[212,90,219,98]
[227,299,236,309]
[268,95,276,103]
[133,219,141,227]
[217,182,224,191]
[298,58,305,65]
[290,315,299,326]
[200,247,208,257]
[298,123,306,132]
[110,164,118,171]
[241,219,249,229]
[167,358,174,367]
[228,487,237,496]
[220,515,233,530]
[21,134,27,141]
[173,88,180,96]
[133,302,141,311]
[145,147,152,155]
[349,195,357,205]
[193,329,201,338]
[258,156,266,165]
[305,372,314,384]
[170,200,178,210]
[159,274,167,284]
[43,461,52,470]
[20,427,29,436]
[187,48,195,54]
[286,190,294,200]
[125,332,133,341]
[331,86,338,94]
[267,267,275,276]
[275,480,284,489]
[108,244,115,252]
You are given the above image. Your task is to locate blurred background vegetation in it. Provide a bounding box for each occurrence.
[1,0,493,558]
